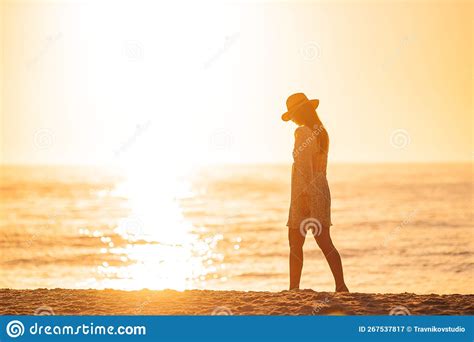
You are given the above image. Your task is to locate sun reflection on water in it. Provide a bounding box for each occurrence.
[88,167,223,291]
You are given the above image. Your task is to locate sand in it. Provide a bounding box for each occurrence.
[1,289,473,315]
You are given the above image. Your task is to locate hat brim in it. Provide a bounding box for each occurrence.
[281,99,319,121]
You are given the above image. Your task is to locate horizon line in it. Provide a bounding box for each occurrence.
[1,161,472,168]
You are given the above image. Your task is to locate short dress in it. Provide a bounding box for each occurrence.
[287,125,332,230]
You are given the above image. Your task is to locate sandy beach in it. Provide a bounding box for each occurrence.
[1,289,472,316]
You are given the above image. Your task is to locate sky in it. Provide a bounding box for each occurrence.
[1,0,472,166]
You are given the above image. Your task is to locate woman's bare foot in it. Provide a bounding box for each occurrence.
[336,285,349,292]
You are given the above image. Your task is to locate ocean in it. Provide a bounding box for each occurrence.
[0,163,472,294]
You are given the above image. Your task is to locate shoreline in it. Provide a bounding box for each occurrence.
[1,289,473,316]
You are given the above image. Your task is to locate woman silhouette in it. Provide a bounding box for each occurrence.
[282,93,348,292]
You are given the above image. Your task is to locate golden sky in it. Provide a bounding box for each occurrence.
[1,0,472,165]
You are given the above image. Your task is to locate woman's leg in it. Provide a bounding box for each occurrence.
[314,228,348,292]
[288,228,306,290]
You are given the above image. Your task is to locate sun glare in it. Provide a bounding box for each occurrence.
[81,164,217,291]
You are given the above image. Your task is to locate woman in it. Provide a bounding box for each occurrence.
[281,93,348,292]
